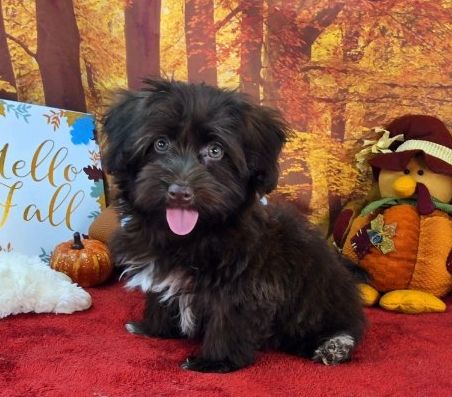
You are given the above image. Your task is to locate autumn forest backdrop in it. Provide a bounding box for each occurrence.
[0,0,450,229]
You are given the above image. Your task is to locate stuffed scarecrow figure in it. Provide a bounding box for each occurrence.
[334,115,452,314]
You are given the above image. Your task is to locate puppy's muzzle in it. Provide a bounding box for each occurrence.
[165,182,199,236]
[167,183,194,206]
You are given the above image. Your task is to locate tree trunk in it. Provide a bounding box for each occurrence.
[298,3,345,58]
[329,92,347,223]
[264,1,345,217]
[0,0,17,101]
[239,0,263,101]
[326,11,364,231]
[35,0,86,112]
[125,0,161,90]
[84,59,101,105]
[262,0,282,107]
[330,88,347,140]
[264,1,345,112]
[185,0,217,86]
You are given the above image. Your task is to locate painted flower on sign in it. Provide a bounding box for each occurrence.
[70,116,95,145]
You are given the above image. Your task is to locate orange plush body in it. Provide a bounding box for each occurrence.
[343,205,452,297]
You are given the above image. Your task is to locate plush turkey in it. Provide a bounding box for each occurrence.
[334,115,452,314]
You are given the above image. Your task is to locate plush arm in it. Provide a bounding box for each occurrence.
[332,200,365,249]
[332,209,354,248]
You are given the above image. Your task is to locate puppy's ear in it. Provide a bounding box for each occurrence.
[102,90,147,174]
[243,103,290,195]
[103,79,174,174]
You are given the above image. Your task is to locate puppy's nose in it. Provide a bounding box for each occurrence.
[167,183,194,203]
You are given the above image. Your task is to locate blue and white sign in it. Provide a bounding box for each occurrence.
[0,99,105,261]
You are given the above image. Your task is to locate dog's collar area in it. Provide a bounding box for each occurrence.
[259,195,268,206]
[120,215,132,228]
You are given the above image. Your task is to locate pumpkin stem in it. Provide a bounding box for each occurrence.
[71,232,84,250]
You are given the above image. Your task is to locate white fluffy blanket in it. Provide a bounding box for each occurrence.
[0,252,92,318]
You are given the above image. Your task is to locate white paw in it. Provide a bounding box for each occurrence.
[313,334,355,365]
[125,322,145,334]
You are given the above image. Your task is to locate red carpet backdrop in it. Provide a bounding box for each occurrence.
[1,283,451,397]
[0,0,450,226]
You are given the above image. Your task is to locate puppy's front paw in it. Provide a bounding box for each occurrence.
[125,321,185,339]
[125,321,148,335]
[181,356,239,373]
[312,334,355,365]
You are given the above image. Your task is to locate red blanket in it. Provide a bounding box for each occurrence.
[1,283,451,397]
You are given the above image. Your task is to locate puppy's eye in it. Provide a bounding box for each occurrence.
[417,169,424,176]
[206,143,224,160]
[154,137,170,153]
[403,169,410,175]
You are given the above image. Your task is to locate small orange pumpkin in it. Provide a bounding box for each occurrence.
[50,232,113,287]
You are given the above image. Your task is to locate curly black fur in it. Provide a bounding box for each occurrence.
[103,79,366,373]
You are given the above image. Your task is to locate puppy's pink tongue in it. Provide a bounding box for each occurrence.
[166,208,199,235]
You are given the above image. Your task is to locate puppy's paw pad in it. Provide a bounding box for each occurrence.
[181,356,238,373]
[313,334,355,365]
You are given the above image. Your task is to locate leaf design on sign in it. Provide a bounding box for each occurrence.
[39,248,52,264]
[89,150,101,164]
[44,110,65,131]
[0,242,13,252]
[90,181,104,198]
[6,103,31,123]
[83,165,104,181]
[96,194,106,209]
[88,210,100,219]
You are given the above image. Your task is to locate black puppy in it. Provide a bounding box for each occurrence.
[103,79,365,373]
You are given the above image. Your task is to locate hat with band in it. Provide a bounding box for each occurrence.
[368,115,452,176]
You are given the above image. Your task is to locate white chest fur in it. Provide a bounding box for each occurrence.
[122,262,196,336]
